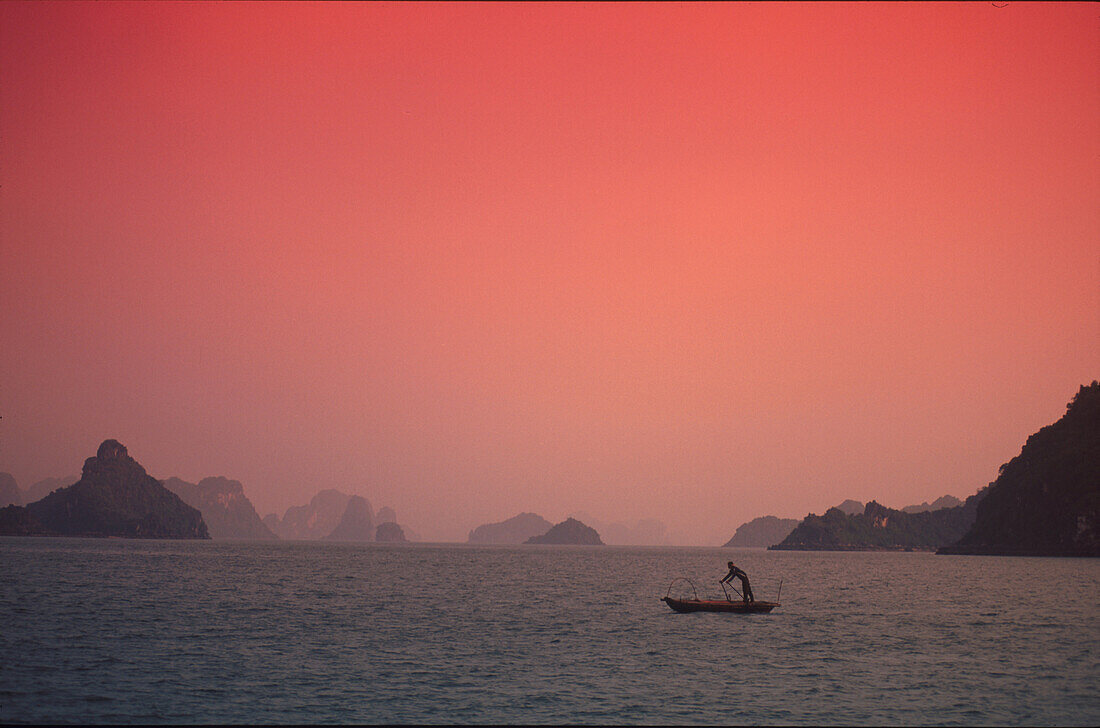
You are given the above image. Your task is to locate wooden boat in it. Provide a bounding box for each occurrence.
[661,596,778,614]
[661,577,780,614]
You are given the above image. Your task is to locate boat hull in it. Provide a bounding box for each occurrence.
[661,597,778,614]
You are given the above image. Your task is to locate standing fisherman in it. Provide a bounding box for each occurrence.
[721,562,755,602]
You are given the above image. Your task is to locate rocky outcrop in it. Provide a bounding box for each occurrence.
[1,440,209,539]
[268,489,355,540]
[373,506,418,541]
[162,476,277,539]
[468,512,553,544]
[771,492,985,552]
[939,382,1100,557]
[323,495,374,541]
[0,473,20,507]
[375,521,406,542]
[723,516,800,547]
[525,517,603,545]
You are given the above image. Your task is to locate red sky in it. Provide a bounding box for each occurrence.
[1,2,1097,543]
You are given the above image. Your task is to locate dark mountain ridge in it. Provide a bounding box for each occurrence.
[939,382,1099,556]
[770,383,1098,555]
[770,491,985,551]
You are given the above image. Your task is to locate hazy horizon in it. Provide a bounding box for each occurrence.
[2,3,1097,545]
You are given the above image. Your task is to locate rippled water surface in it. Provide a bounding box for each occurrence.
[2,538,1098,725]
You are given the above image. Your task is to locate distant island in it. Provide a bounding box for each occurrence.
[0,449,416,543]
[322,494,375,541]
[565,512,669,545]
[723,516,801,547]
[467,512,553,544]
[263,490,415,542]
[265,489,355,540]
[0,440,208,539]
[375,521,407,542]
[525,517,603,545]
[163,476,276,540]
[3,383,1092,551]
[466,513,604,545]
[1,474,80,508]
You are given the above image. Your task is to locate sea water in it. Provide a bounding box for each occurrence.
[2,538,1097,725]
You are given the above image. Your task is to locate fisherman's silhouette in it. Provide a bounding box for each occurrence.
[720,561,754,602]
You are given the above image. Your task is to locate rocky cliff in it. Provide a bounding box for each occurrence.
[163,476,277,539]
[467,512,553,544]
[939,382,1100,556]
[525,517,603,545]
[267,489,356,540]
[373,505,418,541]
[323,495,374,541]
[2,440,209,539]
[771,492,984,551]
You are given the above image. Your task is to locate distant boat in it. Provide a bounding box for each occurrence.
[661,596,779,614]
[661,577,780,614]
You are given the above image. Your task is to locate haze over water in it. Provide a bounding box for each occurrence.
[2,3,1098,544]
[3,539,1098,725]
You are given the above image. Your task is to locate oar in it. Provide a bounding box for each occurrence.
[725,580,744,601]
